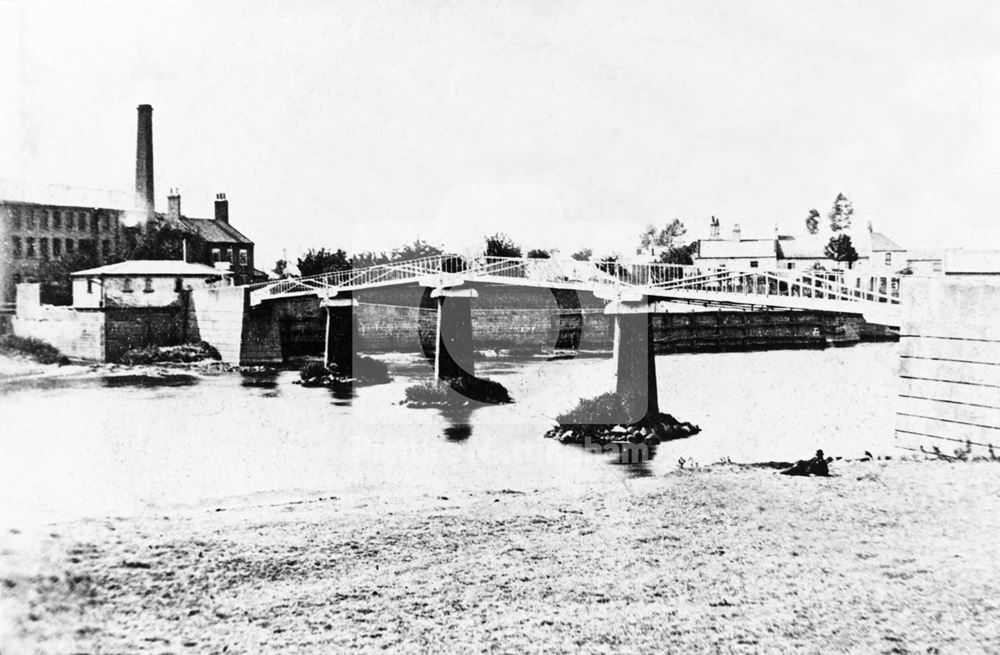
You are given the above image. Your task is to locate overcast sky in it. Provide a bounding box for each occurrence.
[2,0,999,268]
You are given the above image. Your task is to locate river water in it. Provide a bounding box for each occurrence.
[0,344,899,523]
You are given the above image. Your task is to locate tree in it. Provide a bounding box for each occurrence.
[272,258,289,278]
[388,239,442,262]
[570,248,592,261]
[824,233,859,268]
[526,249,550,259]
[484,233,522,258]
[351,251,390,268]
[805,208,821,235]
[297,248,352,277]
[658,242,698,265]
[639,219,687,249]
[37,251,103,305]
[130,223,207,261]
[828,193,853,232]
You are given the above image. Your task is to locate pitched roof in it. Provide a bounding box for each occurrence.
[697,239,776,259]
[870,231,905,252]
[71,260,228,277]
[175,217,254,244]
[776,237,827,259]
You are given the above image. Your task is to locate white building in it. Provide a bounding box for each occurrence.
[692,218,906,272]
[70,260,231,309]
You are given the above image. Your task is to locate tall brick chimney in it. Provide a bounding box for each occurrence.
[214,193,229,223]
[135,104,155,215]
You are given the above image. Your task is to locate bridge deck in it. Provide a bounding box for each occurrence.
[242,256,902,325]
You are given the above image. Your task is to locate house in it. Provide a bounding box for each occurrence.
[695,223,778,270]
[692,217,906,272]
[164,190,260,285]
[70,260,231,309]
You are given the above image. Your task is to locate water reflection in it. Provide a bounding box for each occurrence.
[439,405,475,441]
[327,380,356,404]
[239,370,281,398]
[101,374,199,388]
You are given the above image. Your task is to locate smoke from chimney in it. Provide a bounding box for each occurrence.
[135,104,155,216]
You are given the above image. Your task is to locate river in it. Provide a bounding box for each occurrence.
[0,343,899,523]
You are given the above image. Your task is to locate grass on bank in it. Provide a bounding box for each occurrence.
[0,334,69,365]
[120,342,222,365]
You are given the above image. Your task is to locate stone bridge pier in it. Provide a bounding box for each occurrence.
[604,293,659,424]
[430,286,478,382]
[323,294,358,374]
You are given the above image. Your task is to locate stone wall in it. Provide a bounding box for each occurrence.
[12,284,106,360]
[895,277,1000,457]
[103,307,185,362]
[187,286,248,364]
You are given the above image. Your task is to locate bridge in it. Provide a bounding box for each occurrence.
[245,255,901,323]
[191,255,900,423]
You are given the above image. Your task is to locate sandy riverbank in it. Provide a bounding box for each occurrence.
[1,459,999,653]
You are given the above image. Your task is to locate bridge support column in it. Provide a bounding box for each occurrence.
[608,298,659,423]
[323,295,358,375]
[431,287,478,381]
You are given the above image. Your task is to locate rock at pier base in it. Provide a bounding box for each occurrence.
[544,411,700,448]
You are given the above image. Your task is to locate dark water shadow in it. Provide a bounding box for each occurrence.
[327,380,356,405]
[240,370,281,397]
[439,405,475,442]
[610,443,658,478]
[101,374,199,388]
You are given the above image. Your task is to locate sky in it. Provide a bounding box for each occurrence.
[2,0,1000,270]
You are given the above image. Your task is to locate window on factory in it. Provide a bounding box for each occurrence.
[122,278,133,293]
[102,240,111,257]
[143,278,154,293]
[66,213,74,231]
[884,252,892,266]
[40,211,49,230]
[749,260,759,268]
[11,208,22,230]
[87,279,94,294]
[65,239,75,255]
[787,262,795,269]
[211,248,221,263]
[52,238,62,258]
[174,278,184,293]
[53,210,61,229]
[91,215,99,231]
[26,210,35,229]
[101,215,109,230]
[78,213,87,231]
[222,247,233,262]
[12,237,21,258]
[239,249,248,266]
[26,237,35,258]
[39,238,48,261]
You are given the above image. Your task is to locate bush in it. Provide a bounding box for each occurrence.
[300,355,391,386]
[404,375,513,407]
[0,334,69,365]
[556,392,634,425]
[119,341,221,365]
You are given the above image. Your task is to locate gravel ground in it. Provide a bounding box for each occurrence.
[2,459,999,654]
